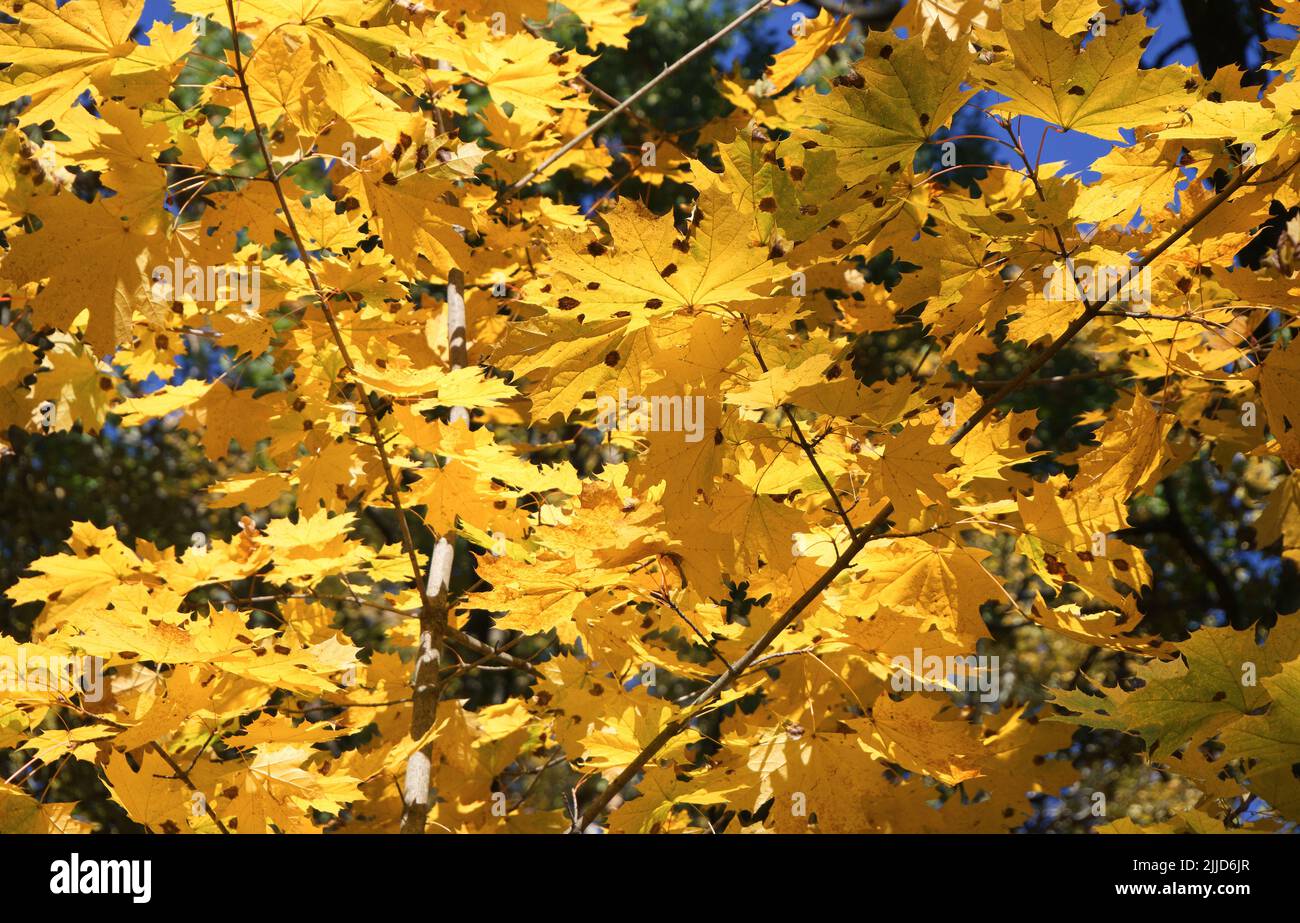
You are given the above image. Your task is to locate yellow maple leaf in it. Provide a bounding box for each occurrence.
[975,6,1193,140]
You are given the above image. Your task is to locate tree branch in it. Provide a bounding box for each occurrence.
[222,0,436,622]
[150,742,230,834]
[946,124,1265,446]
[399,268,471,834]
[222,0,467,834]
[509,0,777,193]
[807,0,902,27]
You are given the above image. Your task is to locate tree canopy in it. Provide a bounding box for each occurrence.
[1,0,1299,834]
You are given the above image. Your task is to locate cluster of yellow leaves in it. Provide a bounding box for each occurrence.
[1053,617,1300,827]
[0,0,1299,834]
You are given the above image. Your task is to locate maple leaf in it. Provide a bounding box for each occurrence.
[6,522,149,635]
[735,721,903,833]
[102,749,193,833]
[851,537,1003,643]
[458,29,597,123]
[1072,139,1185,225]
[561,0,646,50]
[580,697,696,772]
[0,194,158,354]
[1259,339,1300,465]
[1050,621,1300,758]
[864,694,986,786]
[975,7,1194,140]
[0,0,147,125]
[0,781,89,833]
[609,765,743,833]
[762,9,852,96]
[777,28,974,184]
[547,198,776,324]
[1219,656,1300,771]
[858,420,959,524]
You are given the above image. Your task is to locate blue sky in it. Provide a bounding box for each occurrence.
[744,0,1196,178]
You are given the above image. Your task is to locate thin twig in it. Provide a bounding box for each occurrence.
[150,742,230,834]
[743,316,858,538]
[508,0,776,192]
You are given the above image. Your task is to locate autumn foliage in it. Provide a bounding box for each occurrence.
[2,0,1300,834]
